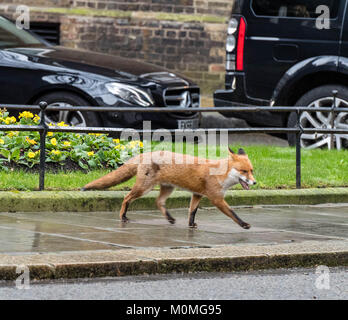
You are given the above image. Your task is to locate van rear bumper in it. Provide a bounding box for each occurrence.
[213,74,285,127]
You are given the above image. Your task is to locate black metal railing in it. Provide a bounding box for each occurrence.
[1,90,347,191]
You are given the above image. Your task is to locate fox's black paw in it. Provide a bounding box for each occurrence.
[165,210,176,224]
[189,223,198,229]
[241,222,251,230]
[80,188,86,192]
[121,217,130,223]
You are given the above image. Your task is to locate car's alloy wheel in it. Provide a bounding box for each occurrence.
[46,102,87,127]
[300,97,348,150]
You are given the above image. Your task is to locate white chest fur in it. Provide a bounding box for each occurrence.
[221,168,240,193]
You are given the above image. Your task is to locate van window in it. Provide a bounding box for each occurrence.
[251,0,339,19]
[232,0,245,14]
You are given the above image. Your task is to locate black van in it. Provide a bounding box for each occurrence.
[214,0,348,149]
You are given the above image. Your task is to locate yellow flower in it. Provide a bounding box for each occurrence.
[50,138,57,146]
[57,121,68,127]
[4,117,16,125]
[47,132,53,137]
[19,111,33,119]
[27,151,36,159]
[7,131,18,137]
[114,145,126,151]
[128,141,138,148]
[87,151,94,157]
[0,138,4,144]
[25,136,37,145]
[113,139,120,144]
[51,150,61,156]
[138,141,144,148]
[63,141,71,147]
[33,115,40,123]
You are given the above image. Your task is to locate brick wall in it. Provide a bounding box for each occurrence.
[70,0,233,16]
[1,0,70,7]
[1,0,233,14]
[0,0,232,95]
[60,15,227,92]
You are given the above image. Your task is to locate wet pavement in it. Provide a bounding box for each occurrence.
[0,204,347,254]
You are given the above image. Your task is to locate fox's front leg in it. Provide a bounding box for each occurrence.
[188,194,202,228]
[210,197,251,230]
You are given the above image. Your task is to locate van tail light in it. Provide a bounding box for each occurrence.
[236,17,246,71]
[225,17,246,72]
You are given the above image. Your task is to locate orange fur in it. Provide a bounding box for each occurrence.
[82,148,256,229]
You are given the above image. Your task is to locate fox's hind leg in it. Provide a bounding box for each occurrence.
[188,194,202,228]
[156,184,175,224]
[120,166,157,222]
[120,188,143,223]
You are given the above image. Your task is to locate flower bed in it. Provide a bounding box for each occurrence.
[0,110,143,171]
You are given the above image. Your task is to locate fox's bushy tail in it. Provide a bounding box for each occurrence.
[82,163,138,191]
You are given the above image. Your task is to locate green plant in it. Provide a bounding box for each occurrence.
[0,110,144,170]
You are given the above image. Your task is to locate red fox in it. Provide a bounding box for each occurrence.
[82,147,256,229]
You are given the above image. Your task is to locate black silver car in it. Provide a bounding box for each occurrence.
[0,16,200,129]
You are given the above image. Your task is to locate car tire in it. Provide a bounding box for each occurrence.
[287,84,348,149]
[33,92,102,127]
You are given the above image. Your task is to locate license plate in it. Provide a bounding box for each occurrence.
[177,119,198,129]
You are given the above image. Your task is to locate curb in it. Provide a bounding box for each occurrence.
[0,241,347,280]
[1,188,348,213]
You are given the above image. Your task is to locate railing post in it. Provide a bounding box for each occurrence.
[39,101,48,191]
[296,110,302,189]
[330,90,338,149]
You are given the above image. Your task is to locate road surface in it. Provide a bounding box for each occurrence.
[0,267,346,300]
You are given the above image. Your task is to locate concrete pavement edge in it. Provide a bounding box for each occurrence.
[1,188,348,213]
[0,241,347,280]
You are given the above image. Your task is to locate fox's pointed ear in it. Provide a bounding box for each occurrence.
[238,148,246,155]
[228,147,235,155]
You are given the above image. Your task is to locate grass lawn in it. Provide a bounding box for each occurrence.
[0,142,347,191]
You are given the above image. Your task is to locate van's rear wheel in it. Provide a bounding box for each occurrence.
[287,85,348,149]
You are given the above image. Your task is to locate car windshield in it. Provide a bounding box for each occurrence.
[0,16,42,49]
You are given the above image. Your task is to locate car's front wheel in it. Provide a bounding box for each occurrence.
[287,85,348,150]
[33,92,101,127]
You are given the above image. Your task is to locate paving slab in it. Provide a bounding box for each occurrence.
[0,204,346,280]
